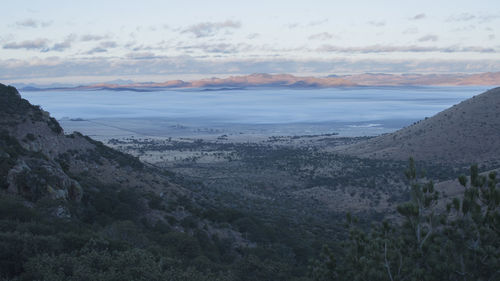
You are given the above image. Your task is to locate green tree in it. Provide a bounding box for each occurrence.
[312,159,500,281]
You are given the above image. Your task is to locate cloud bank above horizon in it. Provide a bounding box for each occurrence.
[1,0,499,83]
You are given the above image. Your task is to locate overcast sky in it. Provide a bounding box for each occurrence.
[1,0,499,83]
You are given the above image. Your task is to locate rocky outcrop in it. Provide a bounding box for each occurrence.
[7,158,82,202]
[0,83,181,207]
[0,83,87,202]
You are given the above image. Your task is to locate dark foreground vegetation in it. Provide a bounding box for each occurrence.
[1,160,498,281]
[312,160,500,281]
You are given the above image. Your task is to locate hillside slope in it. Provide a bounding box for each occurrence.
[0,84,259,280]
[0,84,188,202]
[337,87,500,165]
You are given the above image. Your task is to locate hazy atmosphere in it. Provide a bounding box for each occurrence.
[22,86,489,138]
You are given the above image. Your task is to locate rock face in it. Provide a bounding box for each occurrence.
[7,158,83,201]
[337,87,500,165]
[0,83,178,204]
[0,84,91,202]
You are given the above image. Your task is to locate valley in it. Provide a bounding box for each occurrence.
[105,134,467,216]
[1,84,499,280]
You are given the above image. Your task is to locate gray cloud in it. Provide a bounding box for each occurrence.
[16,19,37,27]
[83,41,119,54]
[308,19,329,26]
[15,19,52,28]
[81,34,110,41]
[450,25,477,32]
[403,27,419,34]
[41,21,52,27]
[125,40,136,47]
[49,34,77,52]
[4,35,77,52]
[308,32,336,40]
[285,19,328,29]
[447,13,476,22]
[182,20,241,38]
[247,33,260,39]
[3,38,50,50]
[85,47,108,55]
[125,52,161,60]
[100,41,118,48]
[476,14,500,23]
[368,20,386,27]
[410,13,426,20]
[131,44,155,51]
[447,13,500,23]
[178,42,251,54]
[452,46,497,53]
[317,44,496,53]
[418,34,439,42]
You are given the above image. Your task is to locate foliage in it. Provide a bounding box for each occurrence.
[80,133,144,170]
[1,169,315,281]
[0,131,26,189]
[312,159,500,281]
[2,152,498,281]
[22,248,231,281]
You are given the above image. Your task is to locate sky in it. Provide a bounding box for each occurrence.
[1,0,499,84]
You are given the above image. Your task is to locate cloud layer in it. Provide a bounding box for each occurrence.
[317,44,496,53]
[1,56,499,82]
[15,19,52,28]
[182,20,241,38]
[3,39,49,50]
[1,7,499,82]
[410,13,426,20]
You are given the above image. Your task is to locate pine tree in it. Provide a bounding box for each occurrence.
[312,159,500,281]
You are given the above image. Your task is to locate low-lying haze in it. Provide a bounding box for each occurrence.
[21,86,489,137]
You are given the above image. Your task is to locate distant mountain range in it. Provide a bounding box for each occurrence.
[19,74,355,91]
[18,72,500,91]
[338,72,500,86]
